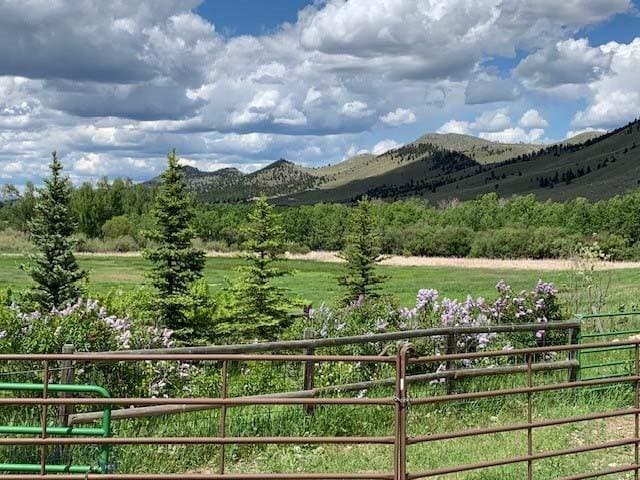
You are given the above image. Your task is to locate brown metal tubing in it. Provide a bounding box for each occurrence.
[0,397,394,406]
[219,361,228,475]
[0,436,396,446]
[97,321,580,356]
[558,464,640,480]
[68,360,576,425]
[410,338,640,364]
[526,353,533,480]
[40,360,50,475]
[407,438,637,479]
[408,407,640,444]
[0,474,394,480]
[0,353,394,363]
[636,343,640,480]
[410,375,640,406]
[394,345,410,480]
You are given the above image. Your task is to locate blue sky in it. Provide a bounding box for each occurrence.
[0,0,638,185]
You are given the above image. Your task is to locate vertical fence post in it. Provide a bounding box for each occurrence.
[40,360,50,475]
[57,344,76,426]
[526,353,533,480]
[54,344,75,463]
[567,323,581,382]
[634,342,639,480]
[445,333,456,394]
[303,328,316,415]
[219,361,228,475]
[394,344,411,480]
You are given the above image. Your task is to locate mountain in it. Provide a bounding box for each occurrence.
[145,122,638,204]
[276,119,640,204]
[147,159,324,202]
[411,133,542,164]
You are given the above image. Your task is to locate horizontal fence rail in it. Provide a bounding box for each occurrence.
[2,336,639,479]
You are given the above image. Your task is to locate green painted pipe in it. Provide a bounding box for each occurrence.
[0,463,99,473]
[0,382,112,474]
[0,425,104,436]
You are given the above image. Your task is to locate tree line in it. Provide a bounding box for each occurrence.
[21,152,386,344]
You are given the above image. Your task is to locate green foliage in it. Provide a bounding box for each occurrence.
[102,214,134,238]
[219,197,297,340]
[338,196,386,303]
[23,152,87,309]
[143,150,206,337]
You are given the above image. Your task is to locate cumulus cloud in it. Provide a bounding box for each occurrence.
[0,0,634,183]
[372,139,401,155]
[519,109,549,128]
[437,120,473,135]
[380,108,416,126]
[471,109,511,132]
[571,39,640,129]
[515,38,613,90]
[438,109,549,143]
[480,127,545,143]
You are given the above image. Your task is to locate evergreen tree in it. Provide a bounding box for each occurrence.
[338,196,386,303]
[143,150,205,335]
[221,197,295,339]
[25,152,87,309]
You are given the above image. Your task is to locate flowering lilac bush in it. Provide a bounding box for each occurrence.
[304,279,562,356]
[0,298,207,398]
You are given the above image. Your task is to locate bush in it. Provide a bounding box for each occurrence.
[405,225,474,257]
[102,215,134,239]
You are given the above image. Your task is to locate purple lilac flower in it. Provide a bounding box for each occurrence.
[416,289,438,310]
[534,280,557,296]
[496,280,511,294]
[375,318,389,331]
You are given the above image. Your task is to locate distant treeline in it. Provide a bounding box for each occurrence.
[2,177,640,259]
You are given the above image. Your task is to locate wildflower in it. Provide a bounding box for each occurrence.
[0,330,6,340]
[416,289,438,310]
[496,279,511,294]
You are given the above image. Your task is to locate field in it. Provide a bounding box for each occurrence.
[1,254,639,309]
[3,255,640,478]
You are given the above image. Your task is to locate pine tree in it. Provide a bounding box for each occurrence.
[143,150,205,336]
[338,196,386,303]
[221,197,295,339]
[25,152,87,309]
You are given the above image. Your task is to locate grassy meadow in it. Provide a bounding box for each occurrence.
[1,253,640,310]
[3,254,640,478]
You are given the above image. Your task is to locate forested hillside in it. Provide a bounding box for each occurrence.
[279,119,640,204]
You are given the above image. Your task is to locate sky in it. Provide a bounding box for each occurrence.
[1,0,639,186]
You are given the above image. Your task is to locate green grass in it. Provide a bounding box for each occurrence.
[2,254,640,308]
[3,255,640,477]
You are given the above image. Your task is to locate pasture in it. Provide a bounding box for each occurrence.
[1,254,639,309]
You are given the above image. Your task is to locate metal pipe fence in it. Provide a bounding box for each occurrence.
[1,338,638,479]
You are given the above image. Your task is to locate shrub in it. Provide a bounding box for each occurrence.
[405,225,474,257]
[102,215,134,239]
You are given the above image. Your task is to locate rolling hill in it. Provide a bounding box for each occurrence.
[277,119,640,204]
[147,121,640,204]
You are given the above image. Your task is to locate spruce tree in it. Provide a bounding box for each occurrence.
[25,152,87,309]
[222,197,295,339]
[143,150,205,336]
[338,196,386,303]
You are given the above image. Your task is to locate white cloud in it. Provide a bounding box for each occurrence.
[437,120,472,135]
[516,38,613,90]
[572,38,640,129]
[519,109,549,128]
[565,128,606,138]
[0,0,634,183]
[380,108,416,126]
[372,139,401,155]
[480,127,545,143]
[471,109,511,132]
[340,101,373,118]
